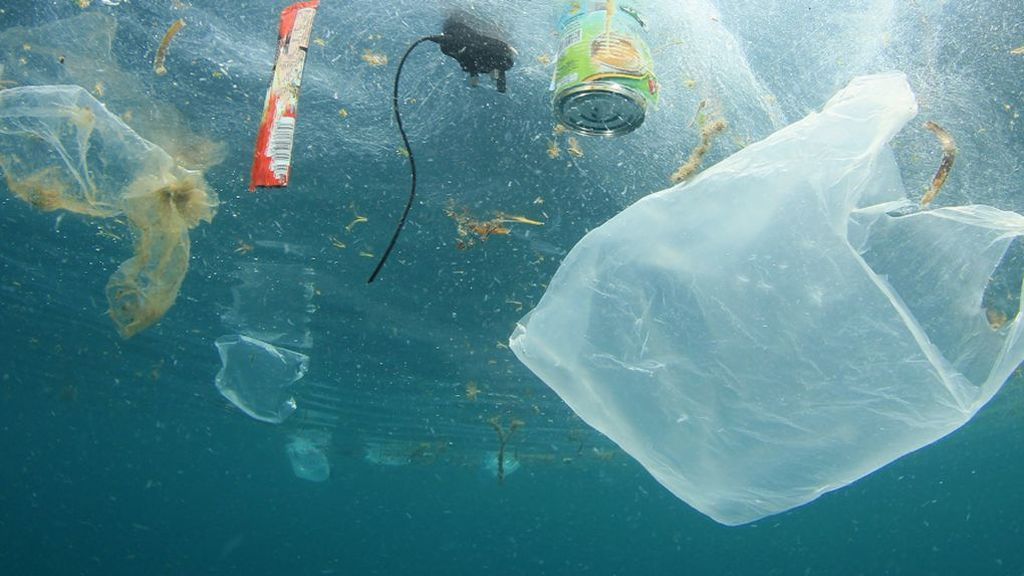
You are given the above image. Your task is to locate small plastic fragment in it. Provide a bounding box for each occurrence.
[286,432,331,482]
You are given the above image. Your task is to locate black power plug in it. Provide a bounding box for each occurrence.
[367,18,516,283]
[437,18,515,92]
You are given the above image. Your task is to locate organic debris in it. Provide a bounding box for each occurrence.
[546,123,585,160]
[567,136,584,158]
[670,108,727,184]
[153,19,186,76]
[920,120,957,207]
[988,308,1009,330]
[488,415,524,484]
[444,201,543,250]
[361,49,388,67]
[547,139,561,159]
[345,214,368,232]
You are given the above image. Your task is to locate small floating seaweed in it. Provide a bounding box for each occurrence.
[361,49,388,67]
[488,416,524,483]
[547,139,561,159]
[153,19,185,76]
[670,116,727,184]
[444,201,543,250]
[920,120,957,208]
[345,214,368,232]
[566,136,584,158]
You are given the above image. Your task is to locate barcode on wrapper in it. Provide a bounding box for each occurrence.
[269,116,296,179]
[249,1,320,190]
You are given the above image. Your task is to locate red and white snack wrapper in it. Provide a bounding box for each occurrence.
[249,0,320,190]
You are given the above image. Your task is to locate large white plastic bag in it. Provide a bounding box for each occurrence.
[510,73,1024,526]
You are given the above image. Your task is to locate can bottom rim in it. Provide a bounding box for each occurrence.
[554,81,648,137]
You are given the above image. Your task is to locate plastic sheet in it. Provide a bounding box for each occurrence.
[214,334,309,424]
[510,73,1024,525]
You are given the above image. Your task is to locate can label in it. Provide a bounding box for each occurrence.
[553,1,658,107]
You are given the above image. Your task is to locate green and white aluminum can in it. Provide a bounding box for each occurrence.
[552,1,658,136]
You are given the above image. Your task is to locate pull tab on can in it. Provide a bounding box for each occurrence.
[552,1,659,137]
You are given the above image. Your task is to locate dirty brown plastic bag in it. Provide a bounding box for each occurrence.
[0,84,217,337]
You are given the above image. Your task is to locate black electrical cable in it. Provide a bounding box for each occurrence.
[367,35,443,284]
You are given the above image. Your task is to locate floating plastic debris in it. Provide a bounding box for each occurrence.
[250,1,320,190]
[286,432,331,482]
[214,334,309,424]
[0,84,217,337]
[511,73,1024,525]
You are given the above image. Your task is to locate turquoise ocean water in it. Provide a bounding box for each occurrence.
[1,1,1023,574]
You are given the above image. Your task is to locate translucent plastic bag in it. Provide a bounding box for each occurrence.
[214,334,309,424]
[0,85,217,337]
[221,261,317,350]
[286,432,331,482]
[510,73,1024,525]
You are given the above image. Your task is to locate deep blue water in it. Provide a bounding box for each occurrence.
[2,1,1024,575]
[3,363,1023,576]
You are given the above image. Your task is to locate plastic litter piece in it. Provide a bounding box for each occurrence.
[249,0,320,190]
[0,84,217,337]
[214,334,309,424]
[483,451,520,479]
[220,261,316,349]
[286,432,330,482]
[0,12,225,171]
[510,72,1024,526]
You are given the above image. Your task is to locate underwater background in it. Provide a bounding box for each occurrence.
[1,1,1022,574]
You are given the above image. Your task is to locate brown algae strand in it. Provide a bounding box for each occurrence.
[154,19,186,76]
[921,120,957,207]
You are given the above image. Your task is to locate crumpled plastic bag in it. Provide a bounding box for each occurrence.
[214,334,309,424]
[0,85,217,337]
[510,73,1024,525]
